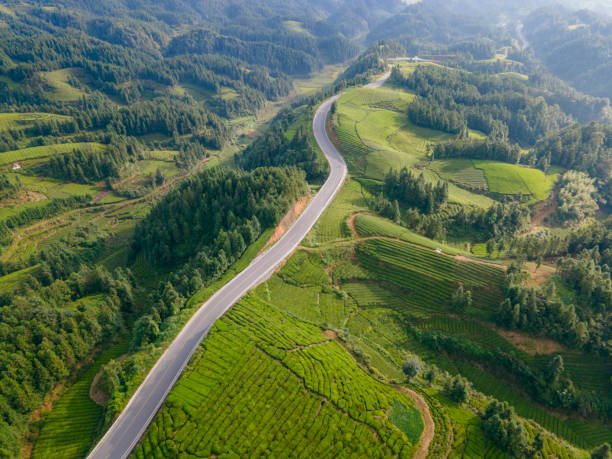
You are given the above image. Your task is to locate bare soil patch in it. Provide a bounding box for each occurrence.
[323,329,338,340]
[491,324,566,355]
[0,189,46,207]
[259,195,310,254]
[532,196,557,228]
[89,371,109,407]
[524,261,555,287]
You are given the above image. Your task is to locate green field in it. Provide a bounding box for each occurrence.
[429,159,489,191]
[293,63,345,95]
[335,87,450,179]
[40,69,88,101]
[473,160,558,202]
[32,340,129,459]
[0,112,71,132]
[0,264,40,293]
[309,179,368,244]
[132,296,421,458]
[0,142,104,165]
[333,85,500,211]
[0,75,18,88]
[249,234,589,455]
[430,159,558,203]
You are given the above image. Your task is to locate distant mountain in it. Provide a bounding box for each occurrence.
[523,6,612,101]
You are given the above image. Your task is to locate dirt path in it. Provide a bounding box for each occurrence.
[521,195,556,237]
[89,371,108,406]
[89,354,129,406]
[454,254,507,270]
[395,385,435,459]
[347,211,378,236]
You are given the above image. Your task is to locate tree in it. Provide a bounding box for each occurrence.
[486,239,496,257]
[402,357,422,381]
[451,285,472,312]
[447,375,470,404]
[557,171,598,224]
[155,168,165,186]
[131,315,160,350]
[393,200,401,224]
[530,432,544,458]
[482,400,529,457]
[546,355,564,384]
[592,443,611,459]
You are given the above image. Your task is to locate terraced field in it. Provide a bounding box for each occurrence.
[125,72,599,459]
[309,179,368,244]
[132,296,421,458]
[354,238,505,314]
[353,213,467,255]
[450,361,612,449]
[429,159,488,191]
[333,86,499,210]
[333,87,450,179]
[32,340,129,459]
[429,159,558,204]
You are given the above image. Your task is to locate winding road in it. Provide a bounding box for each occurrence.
[88,73,396,459]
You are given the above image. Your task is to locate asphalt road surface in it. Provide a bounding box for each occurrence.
[365,70,391,88]
[87,87,360,459]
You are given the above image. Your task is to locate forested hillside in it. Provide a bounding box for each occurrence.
[524,7,612,101]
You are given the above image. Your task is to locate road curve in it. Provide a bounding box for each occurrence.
[365,70,391,89]
[88,92,352,458]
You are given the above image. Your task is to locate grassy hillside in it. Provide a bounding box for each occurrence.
[430,159,559,203]
[332,85,504,210]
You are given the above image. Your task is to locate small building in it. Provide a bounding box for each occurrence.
[12,163,21,170]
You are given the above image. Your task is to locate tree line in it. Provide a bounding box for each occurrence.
[412,322,611,422]
[43,139,143,184]
[129,166,307,349]
[432,139,521,164]
[0,264,133,458]
[237,111,328,183]
[384,167,448,214]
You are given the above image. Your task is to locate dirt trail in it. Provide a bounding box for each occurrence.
[89,371,108,406]
[454,254,507,270]
[90,354,129,406]
[521,196,556,237]
[395,385,435,459]
[347,211,379,236]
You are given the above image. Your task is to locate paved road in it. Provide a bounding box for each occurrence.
[88,90,355,459]
[365,71,391,88]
